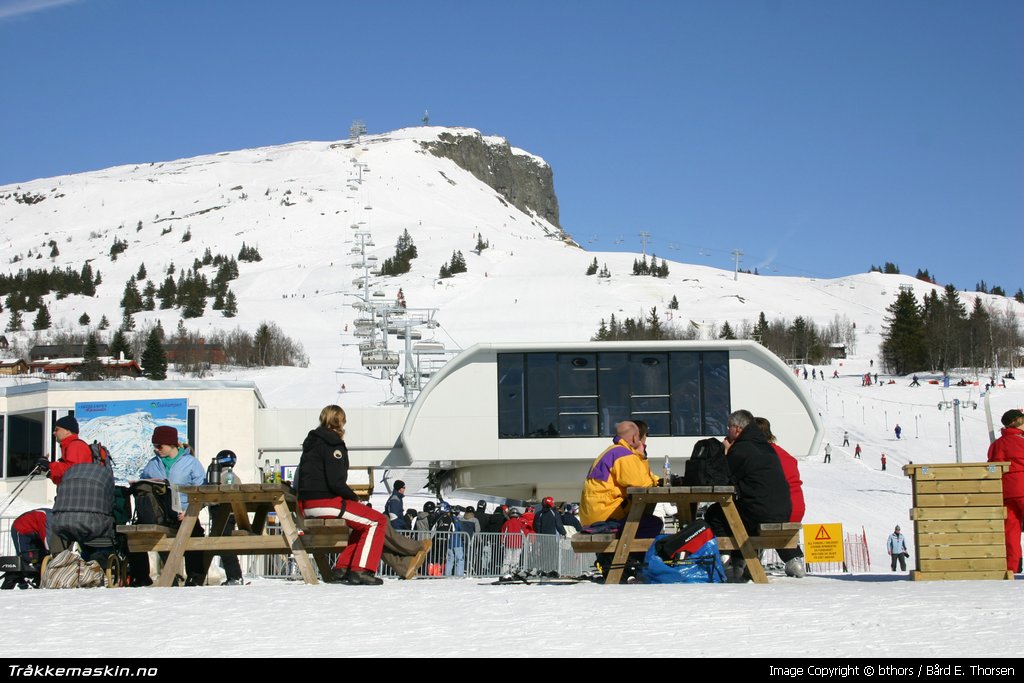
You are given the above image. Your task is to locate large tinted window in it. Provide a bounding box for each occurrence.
[701,351,731,434]
[498,354,525,437]
[558,354,598,436]
[597,353,629,436]
[525,353,558,437]
[498,350,731,438]
[7,412,43,478]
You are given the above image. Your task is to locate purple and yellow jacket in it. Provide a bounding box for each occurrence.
[579,437,659,526]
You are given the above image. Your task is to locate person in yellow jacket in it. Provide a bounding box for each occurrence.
[580,421,660,526]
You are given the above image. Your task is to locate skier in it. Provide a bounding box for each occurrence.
[881,453,887,471]
[854,444,862,459]
[895,424,902,440]
[823,443,832,464]
[843,432,850,447]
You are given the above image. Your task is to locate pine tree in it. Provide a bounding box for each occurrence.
[6,308,23,331]
[223,290,238,318]
[967,297,992,370]
[141,328,168,380]
[80,263,95,296]
[98,314,110,330]
[586,258,598,276]
[121,276,143,315]
[881,290,927,375]
[79,334,103,380]
[647,307,663,339]
[753,312,770,344]
[78,312,91,326]
[668,295,679,310]
[142,280,156,310]
[1016,289,1024,304]
[49,242,59,258]
[32,304,51,330]
[719,321,736,340]
[109,328,132,360]
[137,263,147,280]
[120,311,136,331]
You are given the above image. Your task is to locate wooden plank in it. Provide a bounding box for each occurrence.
[916,544,1004,560]
[914,493,1004,507]
[718,534,801,551]
[918,557,1007,572]
[911,570,1013,581]
[116,524,173,535]
[917,519,1005,533]
[918,532,1005,546]
[910,507,1006,521]
[915,480,1002,494]
[903,463,1008,481]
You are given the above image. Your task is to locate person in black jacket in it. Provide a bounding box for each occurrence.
[704,409,792,581]
[297,405,387,585]
[533,497,566,536]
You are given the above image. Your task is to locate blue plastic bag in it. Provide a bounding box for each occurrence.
[641,534,727,584]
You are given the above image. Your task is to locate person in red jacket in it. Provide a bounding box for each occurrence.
[1,508,51,589]
[755,417,806,578]
[39,416,93,486]
[987,409,1024,573]
[500,508,528,577]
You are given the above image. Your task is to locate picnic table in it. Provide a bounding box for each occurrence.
[571,486,801,584]
[117,483,349,587]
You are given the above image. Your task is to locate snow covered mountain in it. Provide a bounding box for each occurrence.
[1,125,1021,412]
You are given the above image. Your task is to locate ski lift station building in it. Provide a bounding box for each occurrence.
[0,341,822,505]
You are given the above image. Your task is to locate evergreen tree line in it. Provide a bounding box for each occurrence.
[881,285,1022,376]
[238,242,262,262]
[869,262,1022,301]
[379,229,418,276]
[0,263,100,310]
[439,250,467,279]
[592,308,858,364]
[585,258,611,278]
[632,255,669,278]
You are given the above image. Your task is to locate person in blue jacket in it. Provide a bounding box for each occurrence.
[138,425,207,585]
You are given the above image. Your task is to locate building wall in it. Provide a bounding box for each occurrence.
[0,381,263,509]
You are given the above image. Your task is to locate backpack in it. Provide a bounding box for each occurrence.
[683,438,732,487]
[130,480,176,526]
[654,520,714,561]
[88,441,112,466]
[642,534,727,584]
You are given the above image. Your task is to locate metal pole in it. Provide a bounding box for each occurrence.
[953,399,963,463]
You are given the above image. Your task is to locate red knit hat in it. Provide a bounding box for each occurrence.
[152,425,179,448]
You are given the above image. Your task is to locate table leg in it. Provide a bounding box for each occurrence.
[720,498,768,584]
[606,497,648,584]
[155,501,203,588]
[273,496,319,585]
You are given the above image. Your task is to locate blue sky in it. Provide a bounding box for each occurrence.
[1,0,1021,291]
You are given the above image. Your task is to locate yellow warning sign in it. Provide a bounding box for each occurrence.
[804,523,844,563]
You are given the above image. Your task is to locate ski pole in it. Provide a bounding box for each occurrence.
[0,466,43,518]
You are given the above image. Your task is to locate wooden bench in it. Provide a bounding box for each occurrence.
[117,524,175,552]
[571,522,802,554]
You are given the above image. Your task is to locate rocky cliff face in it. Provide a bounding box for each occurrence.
[422,132,561,231]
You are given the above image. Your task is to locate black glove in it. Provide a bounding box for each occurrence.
[35,458,51,474]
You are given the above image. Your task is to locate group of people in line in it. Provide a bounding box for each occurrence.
[381,484,582,577]
[579,410,806,583]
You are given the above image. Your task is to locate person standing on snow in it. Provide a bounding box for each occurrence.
[887,525,909,571]
[987,409,1024,574]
